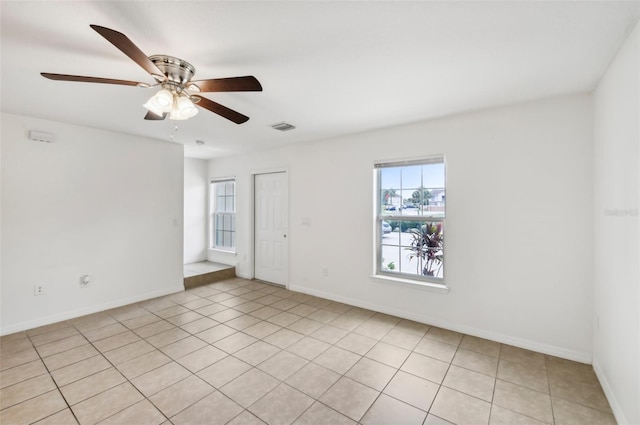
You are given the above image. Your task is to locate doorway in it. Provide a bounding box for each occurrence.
[254,171,288,286]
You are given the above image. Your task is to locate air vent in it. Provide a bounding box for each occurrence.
[271,122,296,132]
[28,130,54,143]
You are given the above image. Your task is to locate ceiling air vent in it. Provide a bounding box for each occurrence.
[271,122,296,132]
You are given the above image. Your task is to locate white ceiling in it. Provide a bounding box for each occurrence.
[1,1,638,159]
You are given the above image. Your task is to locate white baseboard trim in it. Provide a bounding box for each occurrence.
[289,284,592,364]
[593,359,629,425]
[184,256,207,265]
[0,285,184,336]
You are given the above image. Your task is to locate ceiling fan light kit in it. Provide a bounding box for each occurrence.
[142,87,199,121]
[41,25,262,124]
[173,96,199,120]
[143,88,172,115]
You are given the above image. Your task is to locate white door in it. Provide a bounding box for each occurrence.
[254,172,288,285]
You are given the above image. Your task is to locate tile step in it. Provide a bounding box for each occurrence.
[184,267,236,289]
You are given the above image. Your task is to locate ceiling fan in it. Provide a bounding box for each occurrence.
[41,25,262,124]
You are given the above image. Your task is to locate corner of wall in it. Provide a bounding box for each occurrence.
[592,19,640,425]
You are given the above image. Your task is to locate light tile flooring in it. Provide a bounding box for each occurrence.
[0,278,615,425]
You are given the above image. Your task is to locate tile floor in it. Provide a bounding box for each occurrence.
[0,278,615,425]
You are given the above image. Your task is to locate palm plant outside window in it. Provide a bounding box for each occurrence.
[375,157,445,282]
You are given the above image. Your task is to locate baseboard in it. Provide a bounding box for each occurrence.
[183,256,207,265]
[289,284,592,364]
[593,359,630,425]
[236,271,253,280]
[0,285,184,336]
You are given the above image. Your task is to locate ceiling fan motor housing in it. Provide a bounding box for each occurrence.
[149,55,196,86]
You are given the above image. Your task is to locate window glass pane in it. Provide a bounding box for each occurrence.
[424,190,445,218]
[399,189,413,207]
[400,252,422,275]
[223,231,231,247]
[422,163,445,188]
[230,215,236,232]
[216,230,223,246]
[401,165,422,189]
[406,188,425,208]
[224,214,231,230]
[381,220,400,245]
[380,167,401,190]
[381,245,401,273]
[230,232,236,248]
[381,190,401,215]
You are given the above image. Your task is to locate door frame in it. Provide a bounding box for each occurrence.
[251,167,289,288]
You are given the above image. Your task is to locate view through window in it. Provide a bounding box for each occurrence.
[211,179,236,251]
[376,157,445,282]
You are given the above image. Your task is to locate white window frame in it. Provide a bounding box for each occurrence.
[374,156,446,286]
[210,178,236,252]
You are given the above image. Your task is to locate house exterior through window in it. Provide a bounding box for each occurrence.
[375,156,445,283]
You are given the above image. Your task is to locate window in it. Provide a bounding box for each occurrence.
[210,179,236,251]
[375,157,445,283]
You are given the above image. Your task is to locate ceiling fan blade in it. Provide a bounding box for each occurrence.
[144,111,167,120]
[190,76,262,92]
[193,96,250,124]
[41,73,146,87]
[90,24,163,76]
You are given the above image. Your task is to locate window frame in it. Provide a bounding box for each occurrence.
[210,178,236,253]
[374,156,446,286]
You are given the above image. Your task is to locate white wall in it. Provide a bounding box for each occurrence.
[0,113,184,335]
[184,158,208,264]
[209,93,594,361]
[593,21,639,425]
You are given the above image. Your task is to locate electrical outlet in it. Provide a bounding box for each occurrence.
[33,284,44,296]
[322,267,329,277]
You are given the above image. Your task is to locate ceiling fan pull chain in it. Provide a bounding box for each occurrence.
[169,124,179,141]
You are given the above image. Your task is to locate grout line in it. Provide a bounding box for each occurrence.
[25,328,83,425]
[546,355,557,425]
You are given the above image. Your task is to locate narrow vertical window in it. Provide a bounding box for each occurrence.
[211,179,236,251]
[375,157,445,283]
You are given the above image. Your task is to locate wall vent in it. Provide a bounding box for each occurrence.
[28,130,54,143]
[271,122,296,132]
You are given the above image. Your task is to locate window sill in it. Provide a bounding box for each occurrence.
[370,274,450,294]
[209,248,237,256]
